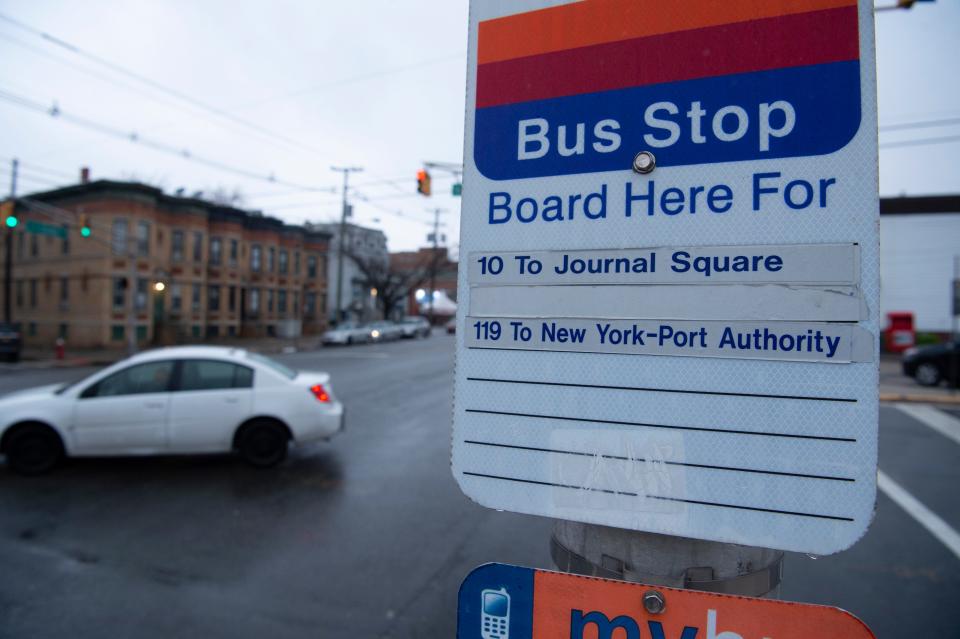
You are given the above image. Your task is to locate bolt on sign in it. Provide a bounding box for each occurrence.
[452,0,880,555]
[457,564,876,639]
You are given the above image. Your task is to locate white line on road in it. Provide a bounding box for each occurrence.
[877,470,960,561]
[895,403,960,447]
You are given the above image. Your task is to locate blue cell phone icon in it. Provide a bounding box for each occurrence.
[481,588,510,639]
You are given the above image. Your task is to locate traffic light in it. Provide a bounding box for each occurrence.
[79,214,91,237]
[1,200,15,228]
[417,169,431,196]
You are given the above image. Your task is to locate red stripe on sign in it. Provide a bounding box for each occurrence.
[476,6,859,109]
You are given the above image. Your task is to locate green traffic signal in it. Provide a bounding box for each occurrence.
[80,227,91,237]
[4,215,17,228]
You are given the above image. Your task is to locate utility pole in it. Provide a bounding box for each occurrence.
[427,208,446,326]
[331,166,363,325]
[3,159,17,325]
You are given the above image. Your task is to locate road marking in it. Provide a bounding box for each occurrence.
[895,403,960,447]
[877,470,960,561]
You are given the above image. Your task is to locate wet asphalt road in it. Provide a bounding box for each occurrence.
[1,334,958,637]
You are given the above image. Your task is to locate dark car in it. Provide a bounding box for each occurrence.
[902,339,960,387]
[0,322,22,362]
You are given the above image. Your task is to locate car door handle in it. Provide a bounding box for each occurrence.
[225,397,239,404]
[144,402,165,409]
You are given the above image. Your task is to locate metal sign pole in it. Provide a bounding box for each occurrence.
[551,521,783,599]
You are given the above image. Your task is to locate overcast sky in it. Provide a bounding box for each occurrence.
[0,1,957,253]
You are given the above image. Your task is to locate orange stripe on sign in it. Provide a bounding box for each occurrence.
[478,0,858,65]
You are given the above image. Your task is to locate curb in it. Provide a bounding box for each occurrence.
[880,392,960,405]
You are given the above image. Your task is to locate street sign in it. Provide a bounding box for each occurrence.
[26,220,67,239]
[453,0,879,554]
[458,563,876,639]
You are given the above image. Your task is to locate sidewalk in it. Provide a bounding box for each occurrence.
[0,336,327,373]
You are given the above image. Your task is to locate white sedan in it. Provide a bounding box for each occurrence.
[0,346,344,474]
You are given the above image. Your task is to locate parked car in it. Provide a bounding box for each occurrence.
[0,346,344,474]
[369,321,404,342]
[446,317,456,334]
[400,316,431,339]
[902,339,960,387]
[0,323,22,362]
[322,321,373,345]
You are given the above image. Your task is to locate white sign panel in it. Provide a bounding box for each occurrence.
[452,0,879,555]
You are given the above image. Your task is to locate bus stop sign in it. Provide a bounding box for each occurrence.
[453,0,880,555]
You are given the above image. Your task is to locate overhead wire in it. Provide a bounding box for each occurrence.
[0,86,337,193]
[0,11,331,157]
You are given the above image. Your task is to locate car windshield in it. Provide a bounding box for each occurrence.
[246,352,297,380]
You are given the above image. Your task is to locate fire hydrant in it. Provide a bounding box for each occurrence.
[54,337,65,360]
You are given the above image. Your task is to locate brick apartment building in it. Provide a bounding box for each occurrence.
[0,180,331,349]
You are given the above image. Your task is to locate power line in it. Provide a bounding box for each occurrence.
[0,86,337,193]
[0,156,75,180]
[879,117,960,132]
[879,134,960,149]
[0,11,328,156]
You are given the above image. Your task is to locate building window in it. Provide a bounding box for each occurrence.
[227,326,237,338]
[206,325,219,338]
[251,245,262,272]
[17,232,24,258]
[15,281,23,308]
[192,325,201,338]
[228,286,236,312]
[305,292,316,318]
[307,255,317,278]
[136,326,147,341]
[28,322,36,337]
[171,283,182,311]
[112,277,126,309]
[59,323,68,339]
[192,284,201,311]
[293,292,299,315]
[112,219,128,254]
[171,230,185,262]
[29,279,37,308]
[30,233,38,257]
[278,290,287,314]
[249,288,260,314]
[136,279,148,311]
[208,285,221,312]
[111,325,125,341]
[279,249,288,274]
[210,237,222,265]
[136,221,150,256]
[193,231,203,262]
[60,276,69,304]
[229,239,238,266]
[294,251,300,275]
[61,225,70,255]
[267,289,274,313]
[268,247,275,272]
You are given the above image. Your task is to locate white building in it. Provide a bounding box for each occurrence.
[880,195,960,334]
[309,222,388,324]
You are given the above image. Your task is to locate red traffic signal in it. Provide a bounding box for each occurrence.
[417,169,432,196]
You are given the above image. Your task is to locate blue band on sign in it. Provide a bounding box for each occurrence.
[474,61,861,181]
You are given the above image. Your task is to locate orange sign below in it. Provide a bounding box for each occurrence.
[458,564,875,639]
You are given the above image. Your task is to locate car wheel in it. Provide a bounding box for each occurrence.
[237,420,289,468]
[4,424,63,475]
[914,362,942,387]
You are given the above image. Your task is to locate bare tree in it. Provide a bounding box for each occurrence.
[344,248,444,320]
[206,186,246,207]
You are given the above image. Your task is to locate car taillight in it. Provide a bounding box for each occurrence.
[310,384,331,403]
